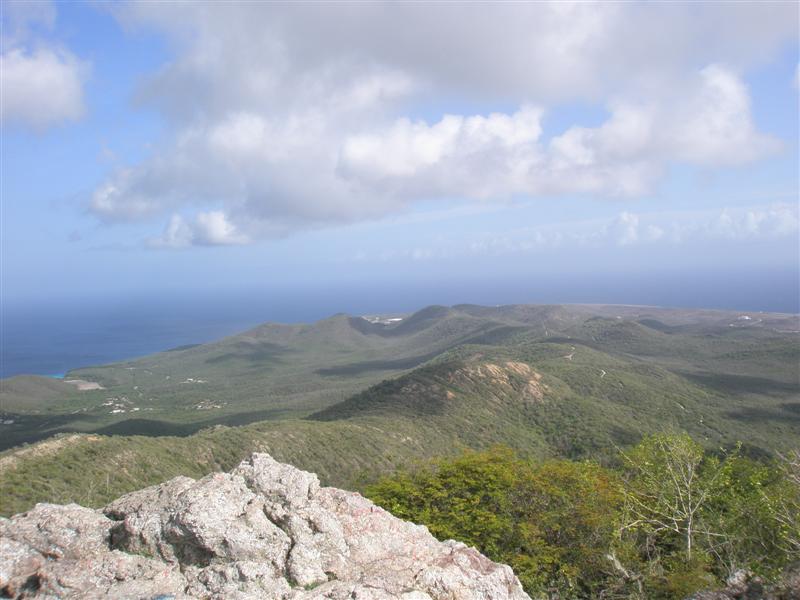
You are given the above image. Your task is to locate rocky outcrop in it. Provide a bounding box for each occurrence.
[448,362,547,405]
[0,453,530,599]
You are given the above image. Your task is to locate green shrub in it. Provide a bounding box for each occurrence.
[367,436,798,599]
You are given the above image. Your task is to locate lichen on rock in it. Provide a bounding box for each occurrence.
[0,453,530,599]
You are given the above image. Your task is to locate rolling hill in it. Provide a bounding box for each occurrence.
[1,303,797,516]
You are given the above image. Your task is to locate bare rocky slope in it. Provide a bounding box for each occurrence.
[0,453,529,600]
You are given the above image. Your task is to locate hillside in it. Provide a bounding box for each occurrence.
[0,305,538,449]
[1,304,797,516]
[1,303,797,451]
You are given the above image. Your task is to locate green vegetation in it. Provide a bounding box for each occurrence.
[366,436,799,599]
[0,304,797,598]
[2,304,797,453]
[1,304,798,519]
[0,307,561,449]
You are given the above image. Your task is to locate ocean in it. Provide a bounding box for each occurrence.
[2,270,797,378]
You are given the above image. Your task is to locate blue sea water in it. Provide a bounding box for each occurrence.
[2,302,262,379]
[2,268,798,379]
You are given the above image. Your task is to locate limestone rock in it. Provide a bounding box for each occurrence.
[0,453,530,600]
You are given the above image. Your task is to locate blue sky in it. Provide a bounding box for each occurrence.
[2,1,799,311]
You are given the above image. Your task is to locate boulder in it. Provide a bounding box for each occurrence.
[0,453,530,600]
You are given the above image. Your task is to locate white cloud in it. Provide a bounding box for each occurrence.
[1,1,87,130]
[89,2,794,245]
[338,66,778,201]
[150,214,192,248]
[615,204,799,247]
[90,69,419,234]
[609,212,641,246]
[149,211,249,248]
[344,202,798,265]
[116,2,796,107]
[339,106,544,198]
[1,48,86,129]
[599,204,798,249]
[707,204,800,240]
[2,0,56,40]
[91,170,161,220]
[668,65,780,165]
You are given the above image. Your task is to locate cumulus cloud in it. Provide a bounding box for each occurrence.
[600,204,798,248]
[2,48,86,129]
[90,2,794,245]
[705,203,800,241]
[604,204,798,248]
[360,203,800,263]
[339,106,545,198]
[608,212,643,246]
[149,211,249,248]
[668,65,780,165]
[337,65,778,202]
[1,1,87,130]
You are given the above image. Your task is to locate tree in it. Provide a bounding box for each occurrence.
[700,454,791,579]
[618,433,735,561]
[366,446,521,557]
[616,434,800,598]
[511,460,622,596]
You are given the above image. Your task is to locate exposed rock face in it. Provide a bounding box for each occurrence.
[0,453,530,599]
[449,361,547,404]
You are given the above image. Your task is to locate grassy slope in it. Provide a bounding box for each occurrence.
[2,303,797,517]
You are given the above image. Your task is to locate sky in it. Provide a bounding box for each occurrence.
[2,1,799,314]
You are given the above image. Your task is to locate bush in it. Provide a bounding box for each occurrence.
[367,447,622,598]
[367,436,798,599]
